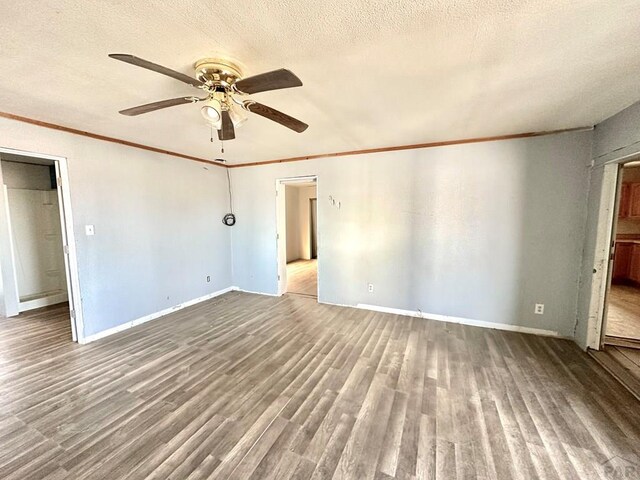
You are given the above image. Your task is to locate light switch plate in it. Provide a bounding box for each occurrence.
[85,225,95,236]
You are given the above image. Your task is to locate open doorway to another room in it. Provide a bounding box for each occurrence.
[285,182,318,297]
[606,162,640,349]
[276,176,318,298]
[0,149,81,342]
[591,160,640,399]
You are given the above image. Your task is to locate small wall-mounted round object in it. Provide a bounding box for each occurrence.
[222,213,236,226]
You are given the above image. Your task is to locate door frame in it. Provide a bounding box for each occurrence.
[310,197,318,259]
[0,147,84,342]
[587,156,640,350]
[597,163,624,348]
[275,175,318,296]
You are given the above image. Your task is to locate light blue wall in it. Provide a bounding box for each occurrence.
[593,100,640,165]
[0,115,599,342]
[231,131,593,337]
[0,117,233,337]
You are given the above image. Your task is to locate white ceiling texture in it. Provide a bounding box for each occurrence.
[1,0,639,165]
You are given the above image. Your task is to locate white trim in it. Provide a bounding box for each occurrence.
[80,286,234,344]
[0,147,84,342]
[19,292,68,312]
[356,303,561,337]
[1,185,20,316]
[595,164,623,349]
[54,159,78,341]
[225,288,562,338]
[0,146,67,163]
[55,156,84,342]
[275,179,287,295]
[277,175,318,185]
[232,286,279,297]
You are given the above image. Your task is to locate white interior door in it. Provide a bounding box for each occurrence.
[54,161,77,341]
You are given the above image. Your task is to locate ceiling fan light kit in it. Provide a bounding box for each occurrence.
[200,98,222,127]
[228,106,247,128]
[109,54,308,144]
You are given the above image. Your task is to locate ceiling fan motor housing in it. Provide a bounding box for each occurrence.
[194,58,243,88]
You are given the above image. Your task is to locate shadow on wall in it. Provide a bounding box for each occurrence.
[355,138,588,336]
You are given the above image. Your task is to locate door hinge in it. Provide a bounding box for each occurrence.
[63,245,70,255]
[57,176,62,186]
[278,275,281,281]
[70,309,75,319]
[277,233,279,240]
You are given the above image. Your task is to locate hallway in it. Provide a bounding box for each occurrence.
[286,259,317,297]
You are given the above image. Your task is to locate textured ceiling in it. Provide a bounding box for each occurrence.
[1,0,639,165]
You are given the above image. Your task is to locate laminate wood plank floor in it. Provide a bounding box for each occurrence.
[1,292,640,479]
[620,345,640,370]
[590,345,640,401]
[605,284,640,341]
[287,259,317,297]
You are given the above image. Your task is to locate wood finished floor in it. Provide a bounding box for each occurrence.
[286,259,317,297]
[590,346,640,402]
[1,292,640,479]
[605,284,640,341]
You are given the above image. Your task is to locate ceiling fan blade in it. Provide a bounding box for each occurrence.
[234,69,302,94]
[119,96,201,116]
[245,102,308,133]
[109,54,203,88]
[218,110,236,140]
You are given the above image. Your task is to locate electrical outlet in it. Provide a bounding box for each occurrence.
[368,283,374,293]
[206,276,210,283]
[534,303,544,315]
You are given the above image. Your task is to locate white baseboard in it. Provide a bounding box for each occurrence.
[82,287,560,344]
[356,303,560,337]
[80,286,235,344]
[233,289,560,338]
[231,286,280,297]
[19,292,68,312]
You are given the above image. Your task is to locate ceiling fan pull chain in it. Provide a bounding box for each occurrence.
[210,125,214,143]
[221,141,224,154]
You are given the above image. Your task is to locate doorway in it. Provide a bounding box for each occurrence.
[0,148,82,342]
[589,159,640,399]
[603,162,640,349]
[276,176,318,298]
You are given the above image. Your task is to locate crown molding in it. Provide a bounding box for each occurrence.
[0,111,592,170]
[227,126,593,168]
[0,111,225,168]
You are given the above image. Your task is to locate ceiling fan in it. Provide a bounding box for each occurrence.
[108,54,308,141]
